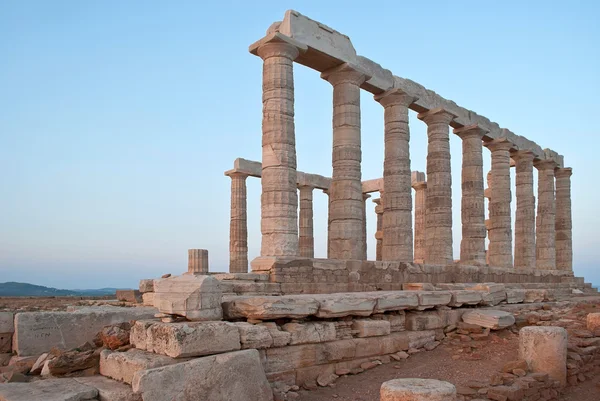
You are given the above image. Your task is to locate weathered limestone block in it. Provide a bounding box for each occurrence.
[373,291,419,313]
[129,320,157,351]
[0,332,11,353]
[138,279,154,293]
[462,310,515,330]
[74,376,142,401]
[282,322,336,344]
[141,292,154,307]
[233,322,274,349]
[519,326,567,385]
[145,321,240,358]
[132,349,273,401]
[315,293,377,318]
[524,289,548,303]
[0,378,98,401]
[402,283,436,291]
[586,313,600,332]
[405,312,444,331]
[373,312,406,332]
[352,320,391,337]
[416,291,452,310]
[436,309,465,327]
[100,349,181,384]
[116,290,142,303]
[506,289,526,304]
[380,378,457,401]
[0,312,14,333]
[14,306,157,357]
[153,274,222,321]
[467,283,506,306]
[448,290,483,307]
[407,331,436,349]
[223,295,319,320]
[259,322,291,347]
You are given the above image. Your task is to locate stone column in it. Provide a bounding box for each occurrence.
[484,138,514,268]
[535,159,558,269]
[373,198,383,261]
[256,38,301,259]
[375,89,416,262]
[227,172,248,273]
[298,186,314,258]
[321,63,368,260]
[454,125,487,266]
[555,167,573,271]
[484,170,492,265]
[323,188,331,258]
[362,193,371,260]
[188,249,208,274]
[417,108,456,265]
[513,151,536,269]
[411,173,427,264]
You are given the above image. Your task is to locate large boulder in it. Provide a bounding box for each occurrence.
[132,349,273,401]
[153,275,222,321]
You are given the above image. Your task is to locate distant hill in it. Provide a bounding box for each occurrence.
[0,282,119,297]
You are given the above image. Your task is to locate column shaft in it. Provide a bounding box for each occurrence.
[362,193,371,260]
[228,173,248,272]
[256,41,300,257]
[535,160,558,269]
[417,109,456,265]
[555,168,573,271]
[373,198,383,261]
[454,125,487,266]
[375,89,416,262]
[513,151,536,269]
[299,186,314,258]
[412,181,427,263]
[322,64,367,260]
[485,139,513,268]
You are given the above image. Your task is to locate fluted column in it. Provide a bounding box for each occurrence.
[513,151,536,269]
[373,198,383,261]
[484,170,492,265]
[188,249,209,274]
[484,138,514,268]
[535,159,558,269]
[299,186,314,258]
[374,89,416,261]
[362,193,371,260]
[323,188,331,258]
[555,168,573,271]
[321,63,368,260]
[417,108,456,265]
[412,179,427,263]
[256,38,301,258]
[227,172,248,272]
[454,125,487,266]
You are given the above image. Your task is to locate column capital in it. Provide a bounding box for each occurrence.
[363,193,372,201]
[534,159,559,170]
[250,32,306,61]
[554,167,572,178]
[417,107,457,125]
[225,170,248,179]
[321,62,370,86]
[374,88,417,108]
[372,198,381,206]
[453,124,488,139]
[297,184,315,190]
[412,181,427,190]
[511,149,536,162]
[484,137,514,152]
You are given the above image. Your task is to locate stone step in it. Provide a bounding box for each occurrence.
[73,376,141,401]
[100,348,184,385]
[218,280,281,295]
[0,378,99,401]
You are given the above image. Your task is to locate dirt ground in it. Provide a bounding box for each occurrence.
[0,296,118,312]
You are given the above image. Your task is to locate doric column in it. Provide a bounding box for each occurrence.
[411,176,427,264]
[417,108,456,265]
[512,151,536,269]
[454,125,487,266]
[373,198,383,261]
[362,193,371,260]
[188,249,209,274]
[374,89,416,262]
[226,172,248,272]
[321,63,368,260]
[323,188,331,258]
[484,170,492,265]
[555,168,573,271]
[535,159,558,269]
[255,37,302,258]
[298,186,314,258]
[484,138,514,268]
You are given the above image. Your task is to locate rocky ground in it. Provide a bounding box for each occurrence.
[0,296,123,312]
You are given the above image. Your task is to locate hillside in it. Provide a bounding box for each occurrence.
[0,282,117,297]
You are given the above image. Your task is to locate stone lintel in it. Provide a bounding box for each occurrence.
[362,178,383,194]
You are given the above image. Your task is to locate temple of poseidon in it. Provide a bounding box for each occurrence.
[1,10,598,401]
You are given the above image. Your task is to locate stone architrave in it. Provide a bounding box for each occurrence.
[226,172,248,273]
[555,167,573,271]
[321,63,369,260]
[512,151,536,269]
[255,35,303,259]
[373,198,383,261]
[374,88,417,262]
[362,193,371,260]
[534,159,558,269]
[411,174,427,263]
[417,108,457,265]
[454,125,487,266]
[298,185,315,258]
[484,138,514,268]
[188,249,208,274]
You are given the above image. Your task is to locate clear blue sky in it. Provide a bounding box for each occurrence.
[1,1,599,289]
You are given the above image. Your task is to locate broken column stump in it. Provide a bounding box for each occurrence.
[188,249,209,274]
[519,326,567,386]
